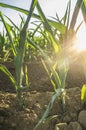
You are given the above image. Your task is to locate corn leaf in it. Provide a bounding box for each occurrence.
[0,2,40,19]
[70,0,83,30]
[4,15,20,31]
[34,88,64,130]
[81,0,86,23]
[0,2,66,35]
[14,0,38,86]
[0,64,18,91]
[31,23,42,37]
[0,11,16,56]
[81,84,86,102]
[36,1,59,53]
[28,37,62,89]
[49,21,66,34]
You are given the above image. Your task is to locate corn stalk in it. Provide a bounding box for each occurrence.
[0,0,38,109]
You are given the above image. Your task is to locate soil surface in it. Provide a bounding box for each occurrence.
[0,57,86,130]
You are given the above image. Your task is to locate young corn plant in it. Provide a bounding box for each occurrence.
[0,0,38,109]
[31,1,71,129]
[33,0,85,128]
[0,31,11,62]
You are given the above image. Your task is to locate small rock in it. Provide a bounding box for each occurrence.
[78,110,86,128]
[55,123,68,130]
[25,108,30,113]
[63,115,71,123]
[34,103,41,109]
[68,121,82,130]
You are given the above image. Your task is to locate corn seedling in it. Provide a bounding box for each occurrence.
[0,0,38,109]
[33,0,85,129]
[0,31,11,62]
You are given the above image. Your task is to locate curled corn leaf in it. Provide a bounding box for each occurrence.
[81,84,86,102]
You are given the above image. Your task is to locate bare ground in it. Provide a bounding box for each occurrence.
[0,59,86,130]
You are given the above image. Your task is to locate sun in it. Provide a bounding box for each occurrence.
[75,24,86,52]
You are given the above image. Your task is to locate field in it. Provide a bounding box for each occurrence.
[0,0,86,130]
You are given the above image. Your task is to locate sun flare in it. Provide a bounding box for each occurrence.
[76,25,86,52]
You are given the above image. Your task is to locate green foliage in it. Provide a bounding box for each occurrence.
[81,84,86,108]
[34,88,64,130]
[0,12,16,56]
[81,0,86,23]
[0,0,38,109]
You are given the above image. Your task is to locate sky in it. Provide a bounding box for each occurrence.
[0,0,71,24]
[0,0,70,16]
[0,0,82,27]
[0,0,86,42]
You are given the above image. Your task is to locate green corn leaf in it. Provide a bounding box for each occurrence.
[70,0,83,30]
[3,49,11,62]
[62,3,68,25]
[14,0,38,87]
[0,11,16,56]
[0,64,18,91]
[83,0,86,6]
[24,65,29,86]
[58,59,69,88]
[4,15,20,31]
[0,2,40,19]
[28,38,61,89]
[4,15,20,39]
[41,59,50,76]
[81,0,86,23]
[65,0,71,30]
[0,2,66,36]
[81,84,86,102]
[0,3,29,15]
[27,38,49,61]
[19,14,25,23]
[42,59,57,91]
[51,79,56,91]
[50,63,61,89]
[75,21,83,33]
[49,21,66,34]
[36,1,59,53]
[33,88,64,130]
[31,23,42,37]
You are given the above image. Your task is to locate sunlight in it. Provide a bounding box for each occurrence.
[76,24,86,52]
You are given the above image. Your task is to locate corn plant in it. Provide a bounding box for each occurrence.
[0,31,11,61]
[0,0,38,109]
[33,0,86,128]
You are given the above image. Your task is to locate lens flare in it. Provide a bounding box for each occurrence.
[75,25,86,52]
[75,37,86,52]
